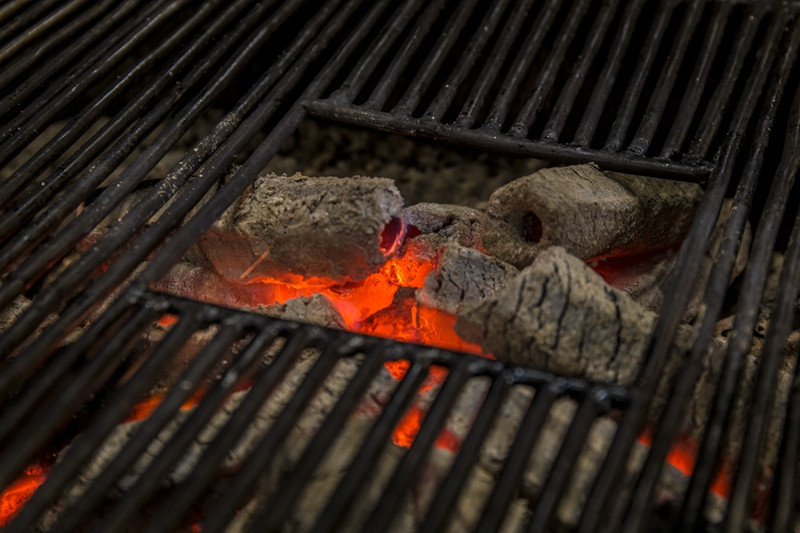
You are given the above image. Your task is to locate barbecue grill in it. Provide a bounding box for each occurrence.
[1,0,799,531]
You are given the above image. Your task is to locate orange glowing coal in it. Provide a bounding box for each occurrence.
[391,404,462,453]
[233,230,485,356]
[0,465,48,527]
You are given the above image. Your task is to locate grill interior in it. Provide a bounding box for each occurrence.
[1,0,799,531]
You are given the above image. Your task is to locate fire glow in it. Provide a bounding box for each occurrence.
[1,226,733,526]
[0,466,48,528]
[236,223,485,356]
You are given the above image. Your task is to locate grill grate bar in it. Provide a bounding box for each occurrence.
[10,319,243,533]
[363,360,471,531]
[0,0,348,363]
[424,0,511,121]
[307,100,712,179]
[133,341,342,533]
[571,0,646,148]
[686,3,766,162]
[0,0,155,145]
[454,0,536,128]
[626,0,705,156]
[540,0,619,142]
[0,0,116,85]
[0,303,149,448]
[362,0,449,111]
[391,0,479,116]
[419,374,510,533]
[0,0,189,167]
[772,345,800,532]
[0,0,91,67]
[659,1,732,158]
[0,0,65,46]
[603,0,675,152]
[578,10,792,530]
[481,0,560,132]
[0,0,37,30]
[507,0,593,138]
[681,20,800,529]
[727,131,800,531]
[474,383,559,533]
[310,362,430,532]
[0,0,302,355]
[51,322,273,533]
[527,393,606,533]
[328,0,424,105]
[256,348,386,530]
[0,0,264,239]
[0,300,176,495]
[0,0,151,123]
[139,323,309,533]
[619,13,800,532]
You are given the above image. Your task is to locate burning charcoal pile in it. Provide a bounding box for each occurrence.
[158,162,705,382]
[126,148,794,531]
[19,124,790,532]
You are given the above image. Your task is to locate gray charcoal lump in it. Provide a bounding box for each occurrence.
[403,202,485,249]
[455,246,656,384]
[417,243,518,314]
[199,173,405,283]
[482,164,702,267]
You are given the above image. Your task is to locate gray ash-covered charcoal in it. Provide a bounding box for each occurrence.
[482,164,702,268]
[455,247,655,385]
[199,173,405,283]
[417,243,517,314]
[255,294,346,330]
[0,296,31,335]
[403,203,485,249]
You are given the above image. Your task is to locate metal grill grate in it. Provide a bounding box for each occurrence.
[0,0,799,531]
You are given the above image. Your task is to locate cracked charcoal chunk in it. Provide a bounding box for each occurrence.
[403,202,485,249]
[455,246,655,384]
[199,173,405,283]
[255,294,346,330]
[482,164,702,267]
[417,243,518,314]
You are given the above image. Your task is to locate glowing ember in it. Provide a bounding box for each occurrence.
[229,236,483,357]
[638,427,731,499]
[391,405,462,453]
[157,313,179,328]
[383,360,411,381]
[0,465,48,527]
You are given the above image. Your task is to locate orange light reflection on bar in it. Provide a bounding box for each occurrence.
[638,427,731,499]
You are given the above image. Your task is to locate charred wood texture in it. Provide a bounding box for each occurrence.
[456,246,655,385]
[403,203,485,250]
[482,164,702,267]
[417,244,517,314]
[198,173,405,283]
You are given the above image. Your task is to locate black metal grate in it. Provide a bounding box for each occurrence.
[0,0,798,531]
